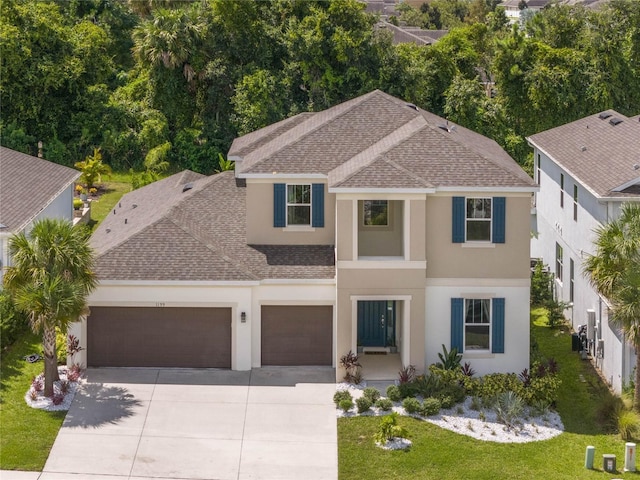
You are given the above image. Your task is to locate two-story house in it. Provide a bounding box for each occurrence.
[81,90,537,381]
[528,110,640,393]
[0,147,80,279]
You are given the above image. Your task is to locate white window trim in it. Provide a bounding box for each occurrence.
[556,243,564,284]
[286,184,311,227]
[464,298,492,353]
[465,197,492,243]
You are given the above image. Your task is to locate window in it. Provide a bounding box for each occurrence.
[286,184,311,225]
[536,154,541,184]
[560,173,564,208]
[573,185,578,221]
[363,200,389,226]
[466,198,492,241]
[570,258,575,303]
[556,243,563,282]
[465,299,490,351]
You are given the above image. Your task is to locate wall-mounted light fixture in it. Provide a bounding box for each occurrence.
[240,311,247,323]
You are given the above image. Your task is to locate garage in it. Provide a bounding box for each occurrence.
[87,306,231,368]
[261,305,332,366]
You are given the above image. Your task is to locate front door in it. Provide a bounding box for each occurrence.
[357,301,395,347]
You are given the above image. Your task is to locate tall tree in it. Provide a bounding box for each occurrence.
[584,203,640,410]
[3,219,97,397]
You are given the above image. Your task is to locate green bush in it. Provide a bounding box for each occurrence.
[333,390,352,407]
[421,397,441,416]
[531,262,553,306]
[363,387,381,403]
[386,384,402,402]
[73,198,84,210]
[356,396,373,413]
[339,398,354,413]
[374,412,408,444]
[618,409,640,441]
[375,398,393,411]
[402,397,422,414]
[494,391,525,429]
[0,291,28,347]
[414,373,443,398]
[478,373,521,400]
[398,381,420,399]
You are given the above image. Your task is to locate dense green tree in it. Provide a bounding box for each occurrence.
[584,204,640,410]
[4,219,97,397]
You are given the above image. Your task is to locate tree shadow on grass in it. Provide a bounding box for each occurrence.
[62,383,143,429]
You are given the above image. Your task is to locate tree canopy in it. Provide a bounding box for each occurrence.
[2,0,639,175]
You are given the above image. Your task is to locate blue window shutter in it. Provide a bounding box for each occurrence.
[452,197,465,243]
[451,298,464,353]
[312,183,324,228]
[273,183,286,227]
[492,297,505,354]
[492,197,506,244]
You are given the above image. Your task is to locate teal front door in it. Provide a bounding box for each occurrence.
[358,301,395,347]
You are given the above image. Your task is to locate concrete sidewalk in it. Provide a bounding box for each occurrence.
[3,367,336,480]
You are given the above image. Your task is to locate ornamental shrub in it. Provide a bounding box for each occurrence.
[333,390,352,407]
[356,396,373,413]
[375,398,393,411]
[363,387,381,403]
[386,385,402,402]
[339,398,353,413]
[421,397,441,416]
[402,397,422,414]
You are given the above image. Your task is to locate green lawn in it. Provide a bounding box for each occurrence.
[87,171,132,227]
[338,309,636,479]
[0,331,66,470]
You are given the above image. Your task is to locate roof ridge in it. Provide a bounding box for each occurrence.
[329,115,426,187]
[379,154,435,188]
[238,90,385,174]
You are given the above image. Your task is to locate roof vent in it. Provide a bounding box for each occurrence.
[182,182,194,193]
[106,228,111,233]
[0,223,6,229]
[598,112,612,120]
[438,123,456,133]
[634,164,640,171]
[132,204,138,209]
[609,117,623,126]
[406,103,419,111]
[581,146,587,152]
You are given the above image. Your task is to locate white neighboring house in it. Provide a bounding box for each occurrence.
[0,147,80,279]
[528,111,640,393]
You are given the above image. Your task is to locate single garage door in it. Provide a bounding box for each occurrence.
[261,305,332,366]
[88,306,231,368]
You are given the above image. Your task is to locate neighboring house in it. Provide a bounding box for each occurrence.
[502,0,549,24]
[375,22,448,46]
[528,110,640,393]
[81,90,536,381]
[0,147,80,278]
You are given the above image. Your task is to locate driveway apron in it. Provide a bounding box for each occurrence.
[39,367,337,480]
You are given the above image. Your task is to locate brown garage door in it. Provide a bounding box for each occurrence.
[261,306,332,366]
[88,307,231,368]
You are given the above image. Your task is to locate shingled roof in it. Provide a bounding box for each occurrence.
[0,147,80,232]
[527,110,640,199]
[91,171,335,281]
[230,90,535,191]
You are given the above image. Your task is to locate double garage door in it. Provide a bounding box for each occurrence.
[87,307,232,368]
[88,305,333,368]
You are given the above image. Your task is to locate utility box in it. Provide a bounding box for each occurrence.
[625,443,636,472]
[603,454,616,473]
[572,333,580,352]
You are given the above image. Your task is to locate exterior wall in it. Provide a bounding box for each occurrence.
[336,268,426,381]
[425,280,531,376]
[426,194,532,279]
[86,281,336,372]
[531,148,636,393]
[357,200,403,257]
[336,199,354,261]
[245,179,335,245]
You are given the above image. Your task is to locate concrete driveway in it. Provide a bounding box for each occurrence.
[32,367,337,480]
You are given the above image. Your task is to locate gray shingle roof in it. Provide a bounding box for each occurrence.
[92,171,335,281]
[232,90,535,190]
[527,110,640,198]
[0,147,80,231]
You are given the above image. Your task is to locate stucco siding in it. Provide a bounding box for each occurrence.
[336,199,354,261]
[245,180,335,245]
[426,194,531,279]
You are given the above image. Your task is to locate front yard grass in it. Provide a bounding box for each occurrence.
[87,171,132,228]
[0,331,66,470]
[338,308,631,479]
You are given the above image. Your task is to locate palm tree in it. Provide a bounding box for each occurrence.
[584,202,640,410]
[74,147,112,192]
[3,219,97,397]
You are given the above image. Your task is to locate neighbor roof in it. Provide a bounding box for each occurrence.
[230,90,535,191]
[0,147,80,232]
[91,171,335,281]
[527,110,640,199]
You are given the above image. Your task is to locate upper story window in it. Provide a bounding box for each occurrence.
[560,173,564,208]
[363,200,389,226]
[452,196,505,244]
[287,184,311,225]
[536,154,541,184]
[273,183,324,228]
[556,242,563,283]
[573,185,578,221]
[466,198,492,241]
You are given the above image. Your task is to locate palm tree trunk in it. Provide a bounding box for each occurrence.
[42,324,60,397]
[635,344,640,412]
